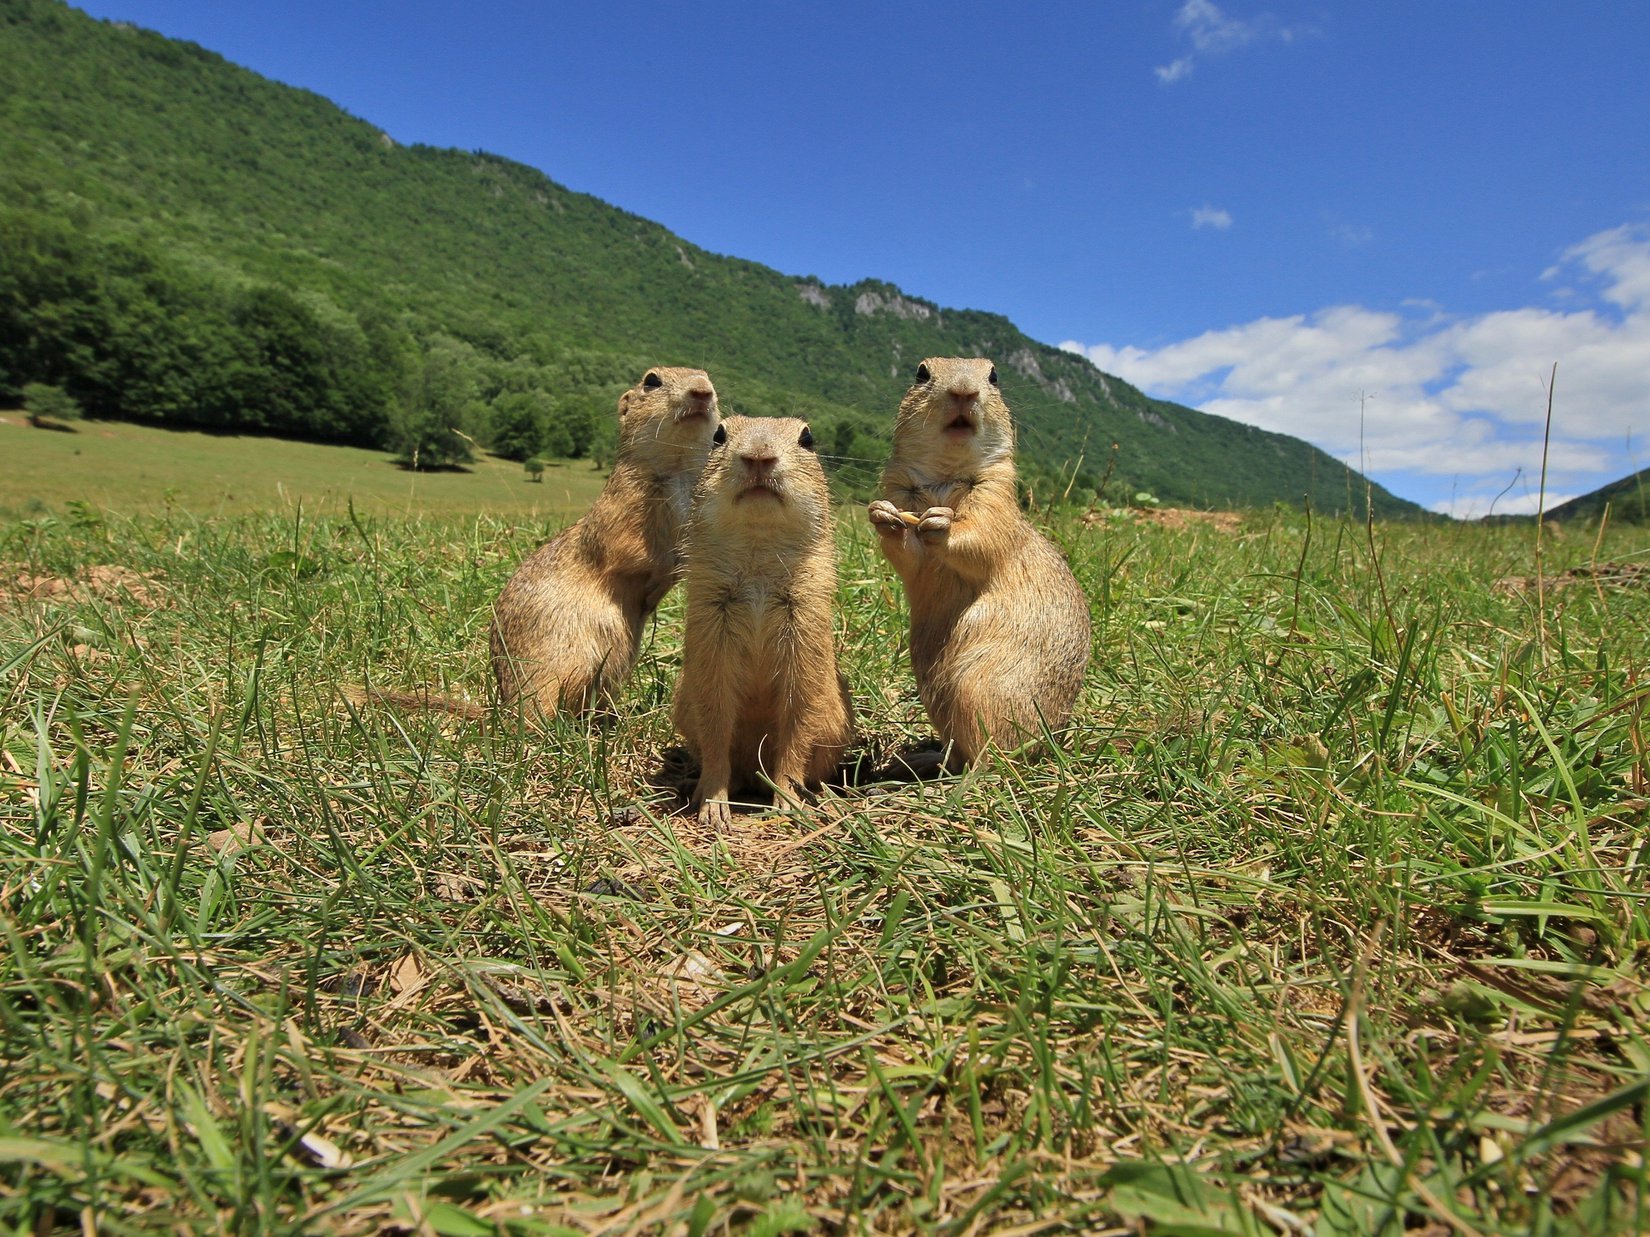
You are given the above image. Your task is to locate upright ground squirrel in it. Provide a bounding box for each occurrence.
[674,415,855,827]
[491,366,719,716]
[869,357,1090,764]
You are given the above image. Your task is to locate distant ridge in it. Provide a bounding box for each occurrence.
[0,0,1426,516]
[1543,467,1650,525]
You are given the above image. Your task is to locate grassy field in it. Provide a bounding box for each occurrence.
[0,413,604,521]
[1,489,1647,1233]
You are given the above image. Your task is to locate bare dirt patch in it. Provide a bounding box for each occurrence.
[1493,561,1647,596]
[1084,506,1246,533]
[0,563,167,608]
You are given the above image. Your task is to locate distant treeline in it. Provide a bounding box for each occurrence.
[0,186,905,490]
[0,207,624,468]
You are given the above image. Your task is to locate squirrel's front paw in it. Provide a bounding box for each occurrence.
[868,499,910,538]
[915,506,953,545]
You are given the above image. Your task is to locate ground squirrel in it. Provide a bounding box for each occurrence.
[673,415,855,828]
[491,366,719,716]
[869,357,1090,764]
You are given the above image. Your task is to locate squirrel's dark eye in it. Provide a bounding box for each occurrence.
[712,424,727,446]
[915,363,931,384]
[643,372,662,389]
[987,366,998,386]
[798,426,814,450]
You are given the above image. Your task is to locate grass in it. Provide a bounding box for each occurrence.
[1,491,1648,1233]
[0,412,605,521]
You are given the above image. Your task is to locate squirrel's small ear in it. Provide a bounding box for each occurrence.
[915,362,931,384]
[617,391,631,418]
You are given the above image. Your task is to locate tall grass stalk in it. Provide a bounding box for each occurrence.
[1536,362,1558,652]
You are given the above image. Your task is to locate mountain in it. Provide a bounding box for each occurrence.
[1543,468,1650,525]
[0,0,1425,515]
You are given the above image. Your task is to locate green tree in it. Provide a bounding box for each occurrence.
[490,389,549,460]
[223,285,387,441]
[390,339,475,469]
[560,390,619,463]
[830,419,858,459]
[524,456,546,482]
[22,381,82,427]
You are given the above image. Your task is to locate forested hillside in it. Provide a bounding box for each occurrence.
[1544,468,1650,525]
[0,0,1423,514]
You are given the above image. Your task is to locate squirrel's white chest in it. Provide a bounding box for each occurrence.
[666,474,696,523]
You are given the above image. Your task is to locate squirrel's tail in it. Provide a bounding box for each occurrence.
[341,684,488,721]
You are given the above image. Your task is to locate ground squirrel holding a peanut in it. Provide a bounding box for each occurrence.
[674,415,855,828]
[491,366,719,716]
[869,357,1090,764]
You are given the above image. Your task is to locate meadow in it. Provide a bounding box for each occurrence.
[0,414,607,521]
[1,447,1647,1233]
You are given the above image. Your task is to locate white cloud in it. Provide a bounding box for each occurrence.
[1060,223,1650,515]
[1176,0,1259,55]
[1431,489,1582,520]
[1155,1,1307,83]
[1190,205,1233,230]
[1155,56,1194,84]
[1329,222,1373,248]
[1559,224,1650,312]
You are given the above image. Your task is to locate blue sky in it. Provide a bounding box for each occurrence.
[69,0,1650,515]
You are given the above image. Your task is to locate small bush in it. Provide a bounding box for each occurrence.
[22,382,83,427]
